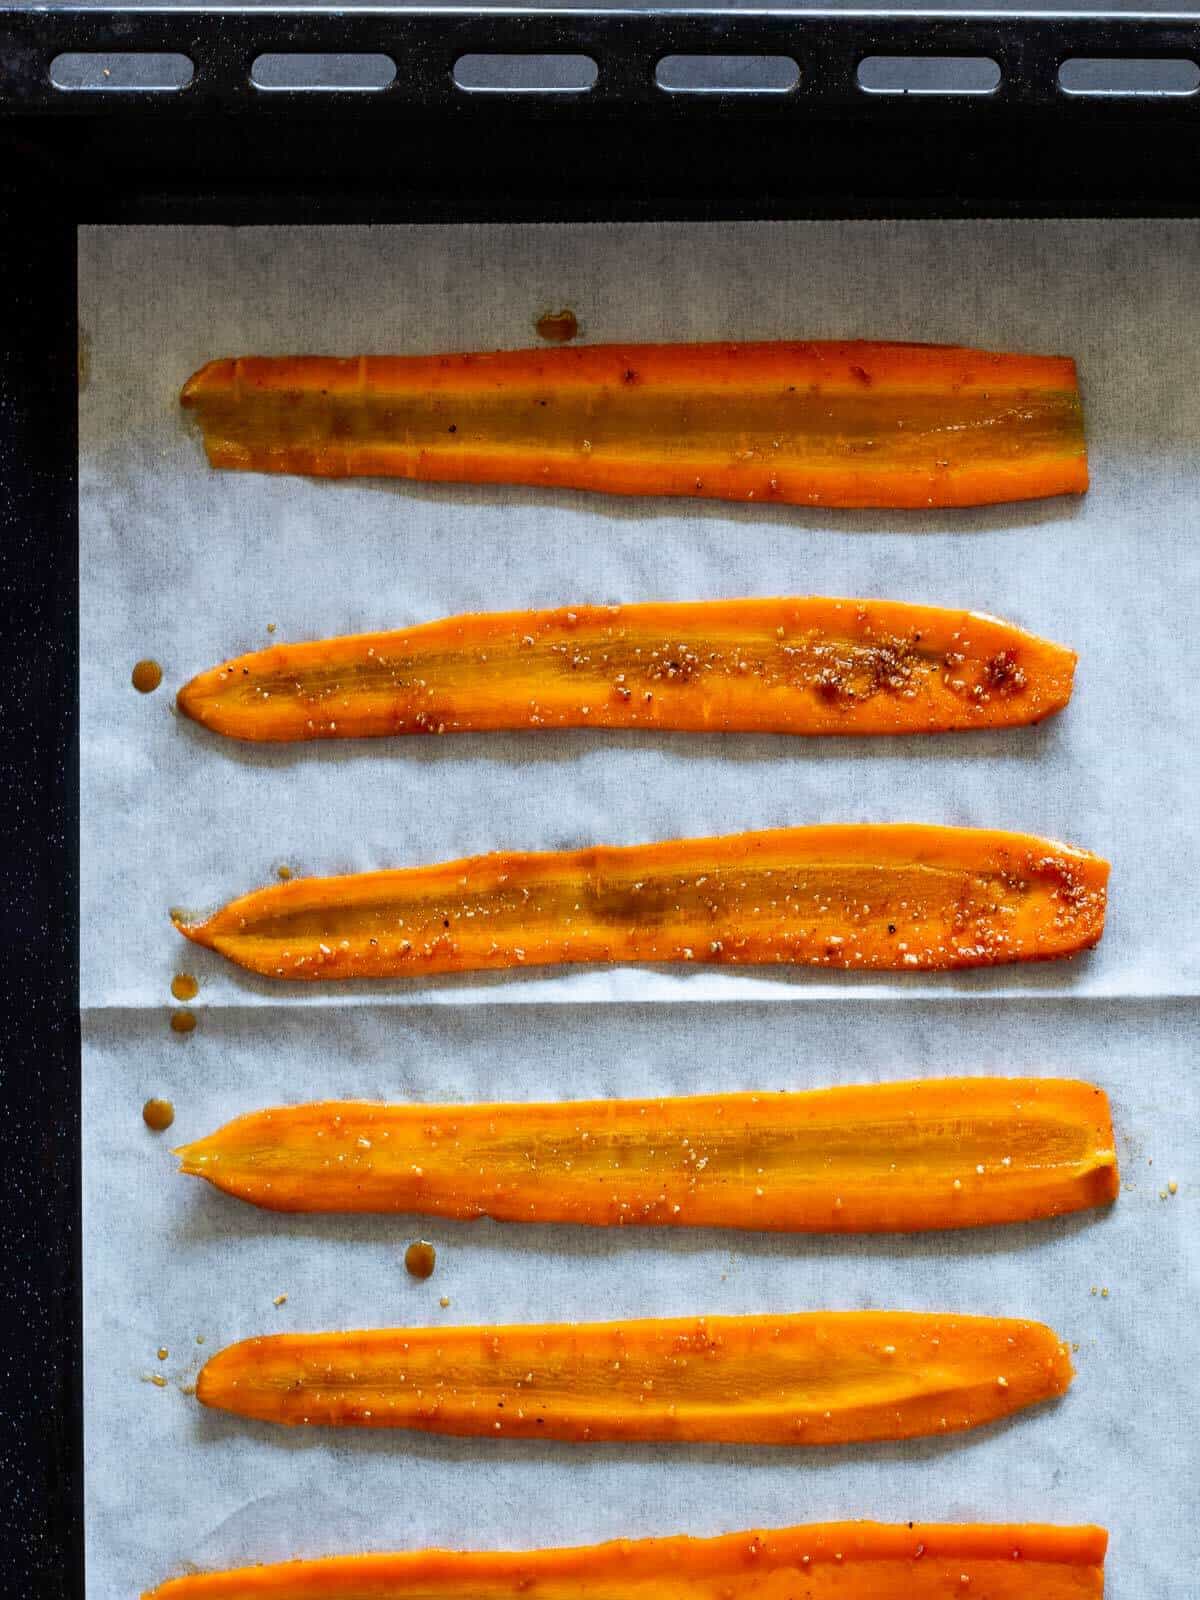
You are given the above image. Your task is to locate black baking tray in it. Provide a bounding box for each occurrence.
[2,6,1199,1592]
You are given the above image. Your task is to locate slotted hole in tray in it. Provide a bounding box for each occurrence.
[655,55,801,94]
[857,55,1002,95]
[250,54,398,92]
[49,52,194,92]
[1058,57,1200,96]
[452,54,599,93]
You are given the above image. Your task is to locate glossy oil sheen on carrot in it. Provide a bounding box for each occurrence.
[173,824,1110,980]
[195,1310,1073,1443]
[141,1520,1109,1600]
[180,341,1088,509]
[175,598,1077,743]
[176,1077,1119,1231]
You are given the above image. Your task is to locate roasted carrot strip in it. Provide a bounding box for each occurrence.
[176,598,1076,743]
[173,825,1109,980]
[142,1521,1109,1600]
[195,1310,1072,1443]
[176,1078,1118,1231]
[180,341,1088,509]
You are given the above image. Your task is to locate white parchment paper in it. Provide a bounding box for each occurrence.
[79,223,1200,1599]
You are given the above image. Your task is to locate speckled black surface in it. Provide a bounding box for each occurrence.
[0,205,81,1595]
[3,9,1200,224]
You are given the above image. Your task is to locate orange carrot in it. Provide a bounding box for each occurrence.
[176,1078,1119,1231]
[195,1310,1073,1443]
[176,598,1076,743]
[142,1521,1108,1600]
[173,825,1109,981]
[180,341,1088,509]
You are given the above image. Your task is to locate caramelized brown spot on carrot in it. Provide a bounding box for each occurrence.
[986,650,1028,696]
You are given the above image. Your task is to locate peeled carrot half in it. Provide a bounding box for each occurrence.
[195,1310,1073,1443]
[180,341,1088,509]
[176,598,1076,743]
[176,1078,1119,1232]
[173,825,1109,980]
[142,1521,1109,1600]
